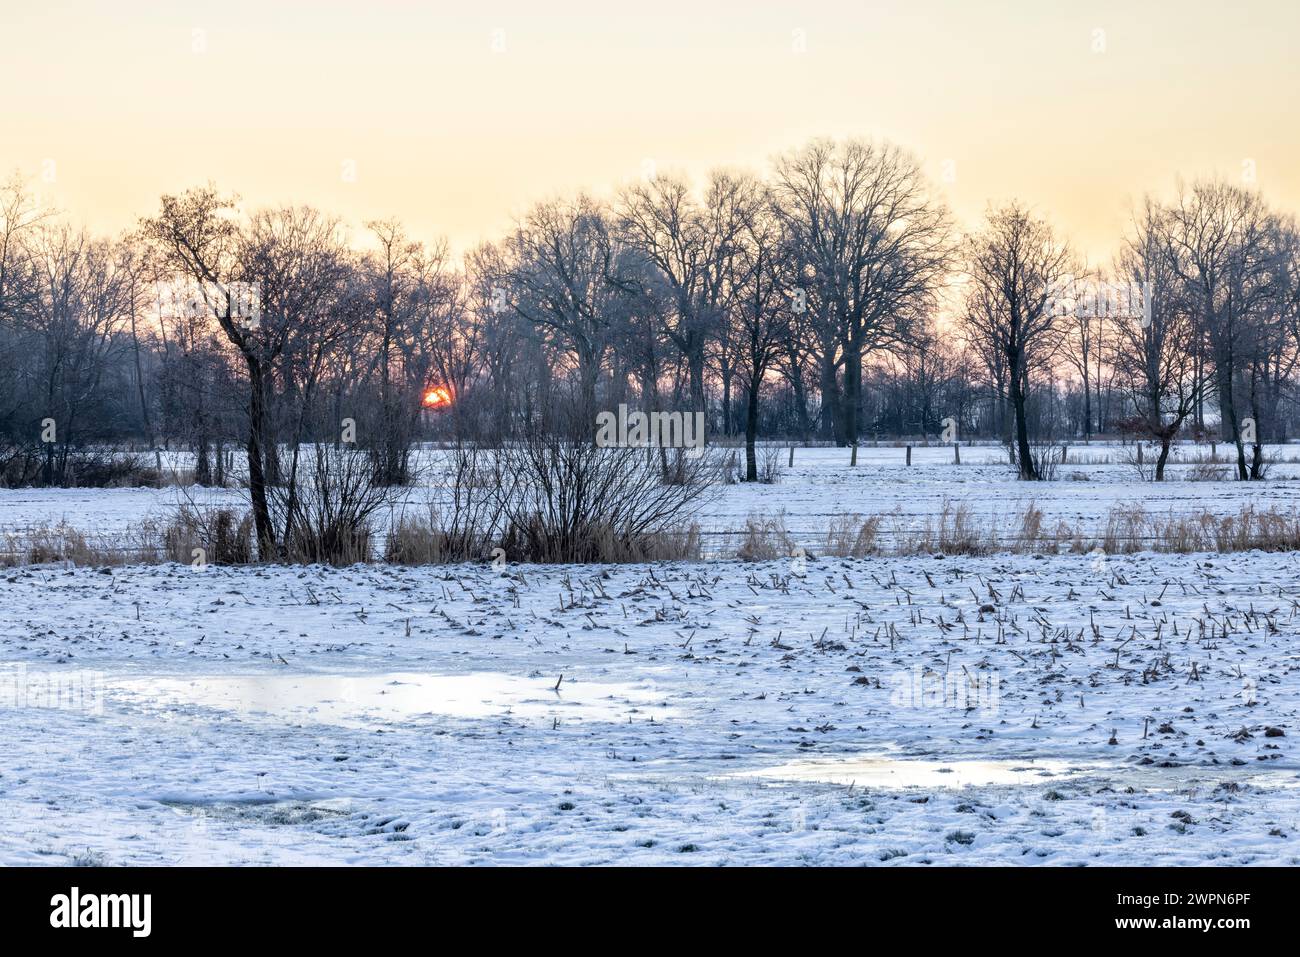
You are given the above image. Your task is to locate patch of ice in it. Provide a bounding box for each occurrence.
[109,672,677,729]
[737,754,1088,788]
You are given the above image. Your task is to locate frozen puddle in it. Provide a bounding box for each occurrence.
[739,754,1300,791]
[738,755,1087,789]
[108,672,676,729]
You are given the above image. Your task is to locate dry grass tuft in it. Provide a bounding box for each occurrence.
[734,515,796,562]
[824,513,883,557]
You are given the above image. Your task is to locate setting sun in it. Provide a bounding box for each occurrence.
[422,386,452,408]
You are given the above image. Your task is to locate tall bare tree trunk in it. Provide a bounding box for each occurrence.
[1008,349,1036,480]
[244,351,276,556]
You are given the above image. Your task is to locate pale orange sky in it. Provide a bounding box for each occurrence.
[2,0,1297,265]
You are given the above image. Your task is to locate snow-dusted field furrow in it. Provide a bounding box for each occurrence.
[2,552,1298,865]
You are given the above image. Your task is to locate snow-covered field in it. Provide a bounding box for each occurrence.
[2,550,1299,865]
[4,442,1300,555]
[3,444,1300,866]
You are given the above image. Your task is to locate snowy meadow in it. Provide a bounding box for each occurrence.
[3,443,1299,866]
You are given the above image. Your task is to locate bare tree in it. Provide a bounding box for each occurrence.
[772,138,951,463]
[466,241,530,437]
[961,202,1076,479]
[414,262,475,442]
[240,205,354,540]
[359,219,456,484]
[1163,180,1282,480]
[1058,266,1102,440]
[730,186,788,480]
[1112,199,1197,479]
[618,171,756,422]
[25,224,130,484]
[13,147,1300,504]
[0,173,49,321]
[140,187,277,551]
[504,195,626,427]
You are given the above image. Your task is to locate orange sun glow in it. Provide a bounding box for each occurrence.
[422,386,452,408]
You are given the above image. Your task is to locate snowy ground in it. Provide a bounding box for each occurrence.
[3,549,1299,865]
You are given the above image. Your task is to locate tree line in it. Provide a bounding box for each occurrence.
[2,136,1299,501]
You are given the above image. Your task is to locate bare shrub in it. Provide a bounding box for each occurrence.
[1028,445,1059,482]
[1252,450,1276,481]
[1208,509,1251,552]
[757,444,782,484]
[660,447,710,487]
[566,521,702,562]
[1138,506,1300,553]
[385,514,474,564]
[1247,507,1300,550]
[0,444,44,488]
[397,439,714,564]
[0,447,166,490]
[7,519,168,566]
[270,445,396,565]
[765,502,1300,560]
[1118,444,1154,482]
[1015,500,1045,549]
[1100,504,1149,553]
[1184,462,1231,482]
[920,501,987,555]
[1051,518,1092,554]
[1150,511,1213,553]
[162,505,254,564]
[824,513,882,557]
[488,436,715,564]
[21,522,95,564]
[385,445,506,564]
[718,449,743,485]
[734,514,796,562]
[62,451,163,488]
[496,514,703,563]
[1177,447,1225,465]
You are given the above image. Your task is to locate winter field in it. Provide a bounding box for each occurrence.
[5,441,1300,558]
[3,443,1300,866]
